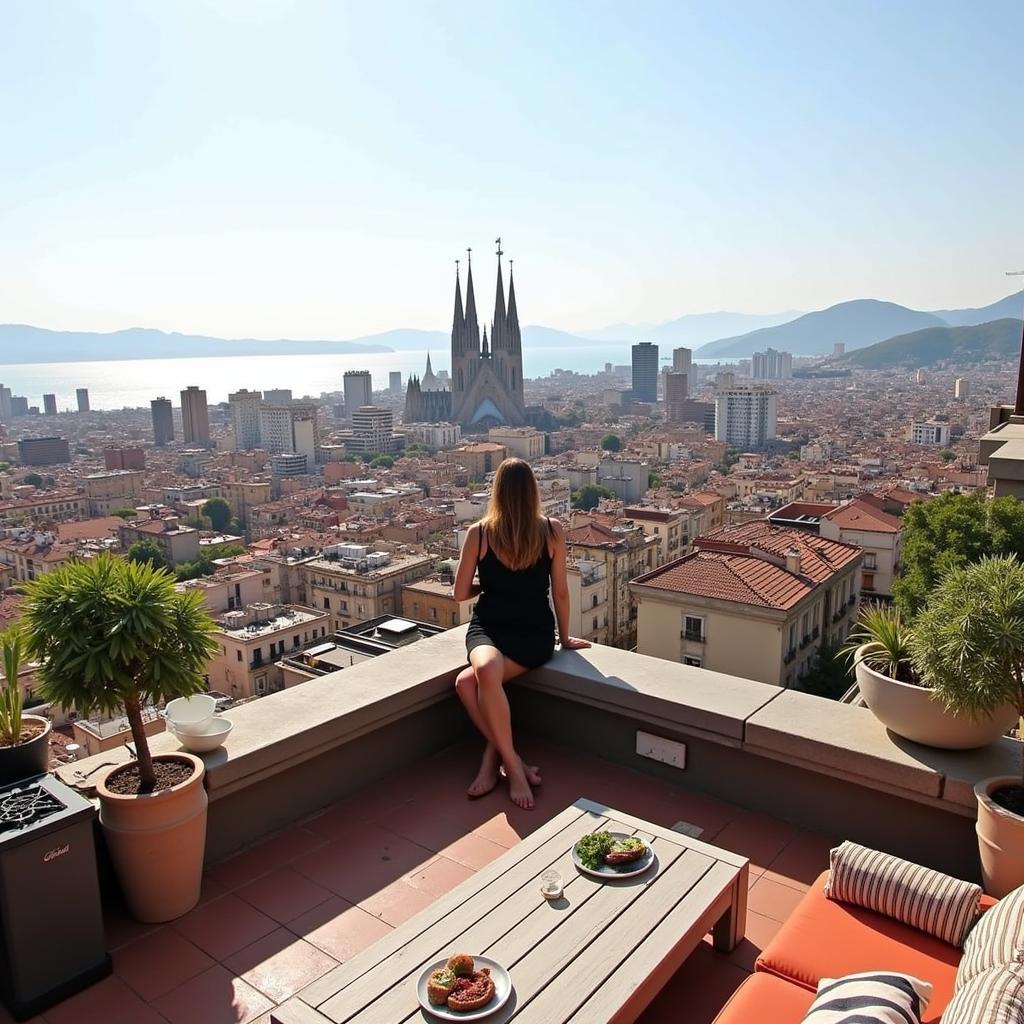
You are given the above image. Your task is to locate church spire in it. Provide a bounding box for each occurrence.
[463,247,479,353]
[492,237,506,350]
[481,325,489,358]
[452,260,464,335]
[507,258,521,352]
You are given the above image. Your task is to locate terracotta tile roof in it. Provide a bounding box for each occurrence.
[565,521,625,548]
[55,517,124,542]
[693,520,861,584]
[633,550,812,609]
[823,498,901,534]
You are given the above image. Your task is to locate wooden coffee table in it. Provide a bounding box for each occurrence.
[273,797,748,1024]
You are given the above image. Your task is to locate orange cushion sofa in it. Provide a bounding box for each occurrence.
[713,871,998,1024]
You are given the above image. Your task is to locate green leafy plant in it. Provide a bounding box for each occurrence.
[0,627,25,747]
[20,556,219,792]
[201,497,232,532]
[842,604,918,684]
[910,556,1024,786]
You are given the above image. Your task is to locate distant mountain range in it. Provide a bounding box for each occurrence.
[835,318,1023,370]
[693,290,1024,359]
[579,310,802,346]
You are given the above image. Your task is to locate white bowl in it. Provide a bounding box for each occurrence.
[171,717,232,753]
[165,695,217,735]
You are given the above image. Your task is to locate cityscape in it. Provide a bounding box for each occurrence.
[2,4,1023,1024]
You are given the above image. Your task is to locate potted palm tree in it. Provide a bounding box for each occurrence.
[846,603,1017,749]
[21,555,219,922]
[909,556,1024,896]
[0,625,51,785]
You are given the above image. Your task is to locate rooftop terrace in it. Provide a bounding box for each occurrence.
[44,627,1021,1024]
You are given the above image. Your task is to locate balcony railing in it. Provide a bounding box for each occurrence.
[681,630,705,643]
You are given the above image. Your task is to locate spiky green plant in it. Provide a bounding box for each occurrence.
[910,556,1024,786]
[0,627,26,748]
[20,555,219,793]
[842,604,918,684]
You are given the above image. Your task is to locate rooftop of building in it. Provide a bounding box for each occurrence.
[215,604,325,638]
[306,551,434,576]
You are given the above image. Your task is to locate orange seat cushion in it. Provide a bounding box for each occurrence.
[712,972,814,1024]
[755,871,965,1024]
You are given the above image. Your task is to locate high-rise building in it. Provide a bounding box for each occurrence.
[263,389,292,404]
[180,386,210,448]
[0,385,11,421]
[229,389,263,450]
[664,372,691,423]
[715,386,778,449]
[389,371,402,395]
[832,342,846,357]
[752,348,793,380]
[151,397,175,446]
[10,396,28,418]
[343,371,372,414]
[259,399,320,462]
[911,420,951,446]
[76,388,90,413]
[672,347,693,383]
[350,406,396,454]
[18,436,71,465]
[42,394,58,416]
[715,371,736,390]
[955,378,970,401]
[631,342,659,404]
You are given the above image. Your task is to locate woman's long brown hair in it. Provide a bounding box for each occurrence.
[478,458,548,571]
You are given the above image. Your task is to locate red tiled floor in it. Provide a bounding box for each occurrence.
[471,811,524,848]
[44,974,163,1024]
[113,925,215,1000]
[236,866,334,925]
[208,826,328,891]
[152,964,275,1024]
[287,895,393,962]
[637,942,751,1024]
[748,876,810,923]
[357,877,441,927]
[762,829,836,890]
[172,892,279,961]
[222,927,338,1004]
[709,809,799,878]
[403,855,476,898]
[438,830,508,870]
[715,909,785,973]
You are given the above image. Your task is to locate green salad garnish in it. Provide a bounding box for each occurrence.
[574,830,615,869]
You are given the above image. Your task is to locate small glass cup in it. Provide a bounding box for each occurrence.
[540,868,563,900]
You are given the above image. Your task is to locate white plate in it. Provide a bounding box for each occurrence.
[571,832,656,880]
[416,955,512,1021]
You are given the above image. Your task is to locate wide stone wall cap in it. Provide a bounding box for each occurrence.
[902,737,1024,811]
[521,643,781,741]
[745,689,943,798]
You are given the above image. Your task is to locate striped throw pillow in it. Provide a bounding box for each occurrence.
[801,972,932,1024]
[824,842,981,947]
[956,883,1024,987]
[943,964,1024,1024]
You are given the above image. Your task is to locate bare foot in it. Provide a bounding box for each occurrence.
[501,760,542,787]
[504,764,534,810]
[468,748,499,799]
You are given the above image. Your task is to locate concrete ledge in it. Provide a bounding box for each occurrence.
[522,644,781,744]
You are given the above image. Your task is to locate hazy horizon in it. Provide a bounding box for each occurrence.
[3,1,1021,340]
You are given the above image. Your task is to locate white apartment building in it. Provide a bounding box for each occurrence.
[487,427,546,460]
[910,420,951,446]
[404,423,462,448]
[343,371,372,413]
[751,348,793,380]
[567,558,609,645]
[259,400,320,462]
[715,386,778,449]
[349,406,397,454]
[229,389,263,450]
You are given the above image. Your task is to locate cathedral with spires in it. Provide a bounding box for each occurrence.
[404,242,527,431]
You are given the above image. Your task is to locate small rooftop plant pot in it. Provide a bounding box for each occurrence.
[96,753,207,923]
[855,645,1018,750]
[0,714,51,786]
[975,776,1024,898]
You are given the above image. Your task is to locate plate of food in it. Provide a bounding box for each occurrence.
[572,831,655,879]
[417,953,512,1020]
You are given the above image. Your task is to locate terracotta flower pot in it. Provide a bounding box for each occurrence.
[976,775,1024,898]
[96,753,207,923]
[855,646,1018,750]
[0,714,51,786]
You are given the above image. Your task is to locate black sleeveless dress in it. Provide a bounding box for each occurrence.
[465,521,556,669]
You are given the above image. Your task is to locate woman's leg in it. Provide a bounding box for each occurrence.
[468,646,534,810]
[456,661,542,795]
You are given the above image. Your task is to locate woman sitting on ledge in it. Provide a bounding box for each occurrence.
[453,458,590,810]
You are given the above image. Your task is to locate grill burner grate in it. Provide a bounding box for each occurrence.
[0,784,65,833]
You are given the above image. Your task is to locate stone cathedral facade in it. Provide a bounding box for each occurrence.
[405,247,527,431]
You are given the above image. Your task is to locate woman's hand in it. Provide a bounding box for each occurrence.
[559,636,592,650]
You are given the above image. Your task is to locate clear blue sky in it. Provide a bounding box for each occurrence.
[1,0,1021,339]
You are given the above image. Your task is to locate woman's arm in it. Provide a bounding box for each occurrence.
[549,519,591,649]
[453,523,482,602]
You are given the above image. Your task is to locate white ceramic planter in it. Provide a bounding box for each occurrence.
[855,645,1018,750]
[976,775,1024,898]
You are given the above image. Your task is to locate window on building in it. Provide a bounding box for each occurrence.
[236,650,242,662]
[593,616,598,630]
[682,655,703,668]
[863,572,875,591]
[683,615,704,642]
[293,635,299,647]
[864,553,877,570]
[323,597,330,609]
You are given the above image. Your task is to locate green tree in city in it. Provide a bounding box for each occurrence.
[572,484,614,511]
[202,497,232,532]
[23,473,43,487]
[127,539,168,569]
[797,644,853,701]
[894,492,1024,616]
[600,433,623,452]
[370,455,394,469]
[940,449,956,462]
[20,556,218,793]
[110,508,138,520]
